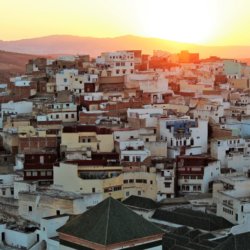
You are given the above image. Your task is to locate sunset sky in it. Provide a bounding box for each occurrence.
[1,0,250,45]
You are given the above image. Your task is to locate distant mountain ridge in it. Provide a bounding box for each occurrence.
[1,35,250,58]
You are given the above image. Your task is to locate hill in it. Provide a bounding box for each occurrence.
[1,35,250,58]
[0,50,36,82]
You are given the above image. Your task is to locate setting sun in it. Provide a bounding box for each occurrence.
[135,0,217,44]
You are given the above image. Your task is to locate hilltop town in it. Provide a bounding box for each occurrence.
[0,49,249,249]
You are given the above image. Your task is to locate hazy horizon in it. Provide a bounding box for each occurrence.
[1,0,250,46]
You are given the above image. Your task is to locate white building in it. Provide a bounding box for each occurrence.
[96,51,135,76]
[0,101,33,129]
[214,174,250,225]
[177,155,221,194]
[117,139,151,163]
[211,137,249,168]
[56,69,78,91]
[56,69,98,93]
[37,102,77,123]
[125,72,169,95]
[18,189,102,224]
[158,116,208,158]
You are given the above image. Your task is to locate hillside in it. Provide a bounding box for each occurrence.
[0,50,36,82]
[1,35,250,58]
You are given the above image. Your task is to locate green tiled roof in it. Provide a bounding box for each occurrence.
[214,232,250,250]
[58,197,163,246]
[122,195,158,210]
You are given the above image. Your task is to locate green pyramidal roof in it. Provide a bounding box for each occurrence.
[58,197,163,246]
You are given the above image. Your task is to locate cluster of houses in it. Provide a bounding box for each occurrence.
[0,50,250,249]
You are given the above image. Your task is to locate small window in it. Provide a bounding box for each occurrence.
[26,172,31,177]
[47,171,52,176]
[56,210,60,216]
[126,191,130,197]
[71,114,75,118]
[138,191,141,196]
[41,171,46,176]
[29,206,32,212]
[164,183,171,188]
[92,188,95,193]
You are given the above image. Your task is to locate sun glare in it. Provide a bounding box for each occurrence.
[137,0,217,44]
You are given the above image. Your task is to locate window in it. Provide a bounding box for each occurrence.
[150,180,153,185]
[41,171,46,176]
[190,138,194,146]
[32,171,38,177]
[29,206,32,212]
[88,138,91,143]
[126,191,130,197]
[114,186,121,191]
[129,179,134,183]
[47,171,52,176]
[123,156,130,161]
[56,114,59,119]
[11,188,14,195]
[136,156,141,162]
[26,172,31,177]
[138,191,141,196]
[63,78,67,83]
[40,156,44,164]
[2,189,5,196]
[56,210,60,216]
[164,183,171,188]
[123,180,128,184]
[65,114,68,119]
[71,114,75,118]
[116,136,120,139]
[92,188,95,193]
[145,138,149,142]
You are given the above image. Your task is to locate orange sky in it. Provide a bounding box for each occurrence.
[0,0,249,45]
